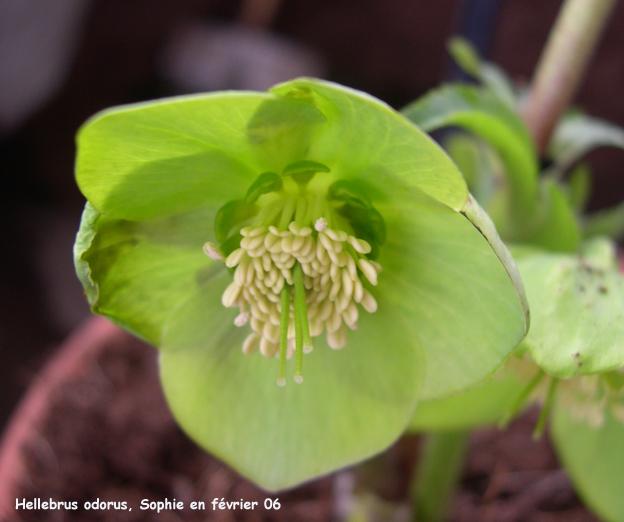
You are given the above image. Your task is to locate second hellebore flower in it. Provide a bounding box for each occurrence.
[74,79,528,490]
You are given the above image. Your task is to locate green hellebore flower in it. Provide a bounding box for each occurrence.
[74,78,528,490]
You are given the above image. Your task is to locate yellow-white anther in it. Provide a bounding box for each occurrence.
[242,333,260,354]
[222,282,241,307]
[260,336,278,358]
[361,290,378,313]
[226,248,246,268]
[315,217,328,232]
[358,258,378,286]
[215,215,382,367]
[234,311,250,326]
[327,324,348,349]
[203,242,224,260]
[348,236,372,254]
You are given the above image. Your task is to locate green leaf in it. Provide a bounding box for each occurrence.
[74,202,220,344]
[447,37,517,107]
[566,162,592,212]
[402,84,538,220]
[549,112,624,172]
[379,195,529,400]
[271,79,470,212]
[408,366,526,431]
[516,243,624,378]
[160,277,423,491]
[522,178,581,252]
[584,200,624,240]
[443,132,502,207]
[552,403,624,522]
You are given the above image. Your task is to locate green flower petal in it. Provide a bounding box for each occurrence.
[270,79,469,211]
[552,404,624,522]
[74,79,531,490]
[76,92,325,220]
[408,366,525,431]
[516,244,624,378]
[159,273,423,491]
[377,196,528,400]
[74,202,219,344]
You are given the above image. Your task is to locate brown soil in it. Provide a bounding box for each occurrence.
[6,330,599,522]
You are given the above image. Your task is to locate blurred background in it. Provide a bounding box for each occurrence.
[1,0,623,430]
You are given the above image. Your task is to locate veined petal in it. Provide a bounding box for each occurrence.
[76,92,325,220]
[74,202,221,344]
[408,365,526,431]
[376,196,528,400]
[270,79,469,212]
[552,403,624,522]
[159,273,423,491]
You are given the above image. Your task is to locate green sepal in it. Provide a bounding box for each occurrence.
[245,172,282,204]
[214,199,258,242]
[521,178,581,252]
[603,371,624,394]
[566,162,592,212]
[380,194,529,400]
[74,202,220,345]
[583,200,624,241]
[549,112,624,173]
[516,239,624,378]
[246,97,327,160]
[74,202,101,307]
[552,403,624,522]
[160,279,424,491]
[270,79,470,212]
[407,365,526,431]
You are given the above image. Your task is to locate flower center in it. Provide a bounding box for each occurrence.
[204,167,384,385]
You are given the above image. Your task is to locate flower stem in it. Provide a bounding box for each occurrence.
[521,0,619,153]
[410,431,469,522]
[533,377,558,440]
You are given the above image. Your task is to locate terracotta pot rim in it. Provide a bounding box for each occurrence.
[0,316,124,515]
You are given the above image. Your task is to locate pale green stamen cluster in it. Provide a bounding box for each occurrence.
[205,194,381,386]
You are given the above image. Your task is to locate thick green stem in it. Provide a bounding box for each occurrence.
[521,0,619,153]
[410,431,469,522]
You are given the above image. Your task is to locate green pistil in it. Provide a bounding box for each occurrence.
[277,284,291,387]
[293,263,311,383]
